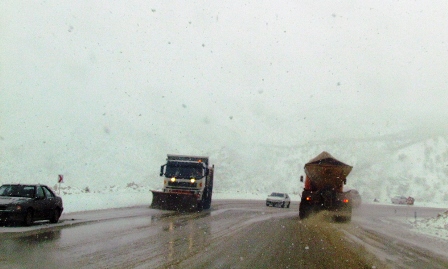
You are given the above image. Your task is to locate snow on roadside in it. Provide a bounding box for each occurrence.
[56,183,150,213]
[61,192,153,213]
[60,191,299,214]
[413,210,448,239]
[58,184,301,214]
[58,185,448,241]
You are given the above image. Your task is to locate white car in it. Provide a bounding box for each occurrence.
[391,196,415,205]
[266,192,291,208]
[391,196,407,204]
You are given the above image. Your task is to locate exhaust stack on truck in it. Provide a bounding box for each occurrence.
[151,154,214,211]
[299,151,353,222]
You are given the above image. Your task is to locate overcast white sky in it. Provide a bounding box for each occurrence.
[1,1,448,184]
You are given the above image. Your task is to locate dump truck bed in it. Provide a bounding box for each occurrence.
[304,151,353,190]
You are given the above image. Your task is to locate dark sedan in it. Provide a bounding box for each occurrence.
[0,184,64,226]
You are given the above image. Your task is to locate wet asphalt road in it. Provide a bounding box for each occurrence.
[0,200,447,269]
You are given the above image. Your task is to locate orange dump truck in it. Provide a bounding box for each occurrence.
[299,151,353,222]
[151,154,214,211]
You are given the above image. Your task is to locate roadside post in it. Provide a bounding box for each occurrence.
[58,174,64,195]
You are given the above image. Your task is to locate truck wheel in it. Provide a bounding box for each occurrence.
[299,205,307,219]
[299,209,307,219]
[204,195,212,210]
[334,214,352,222]
[201,188,212,210]
[196,201,203,211]
[287,202,290,208]
[299,203,313,219]
[342,213,352,222]
[281,202,285,208]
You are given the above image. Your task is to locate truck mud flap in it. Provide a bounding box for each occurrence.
[151,191,199,212]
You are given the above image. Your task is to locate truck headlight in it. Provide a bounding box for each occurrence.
[170,177,176,182]
[190,178,196,183]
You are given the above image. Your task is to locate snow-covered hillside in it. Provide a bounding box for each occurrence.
[3,134,447,207]
[210,134,448,205]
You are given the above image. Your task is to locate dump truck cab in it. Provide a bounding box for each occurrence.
[160,156,209,198]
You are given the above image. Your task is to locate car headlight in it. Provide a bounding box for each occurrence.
[8,205,22,211]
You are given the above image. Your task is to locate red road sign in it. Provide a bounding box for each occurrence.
[58,174,64,183]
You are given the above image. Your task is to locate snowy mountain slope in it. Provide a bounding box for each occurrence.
[2,123,448,205]
[211,133,448,205]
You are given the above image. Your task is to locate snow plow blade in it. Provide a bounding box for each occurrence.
[151,191,199,211]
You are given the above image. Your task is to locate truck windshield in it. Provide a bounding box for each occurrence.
[164,162,204,179]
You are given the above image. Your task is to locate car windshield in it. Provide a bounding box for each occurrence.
[0,185,35,198]
[270,193,284,197]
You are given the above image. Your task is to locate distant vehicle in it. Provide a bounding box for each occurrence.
[266,192,291,208]
[391,196,415,205]
[406,196,415,205]
[0,184,64,226]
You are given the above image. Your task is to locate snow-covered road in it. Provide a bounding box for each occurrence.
[1,199,447,268]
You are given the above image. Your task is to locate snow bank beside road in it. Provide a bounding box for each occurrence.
[61,192,153,213]
[59,188,448,241]
[59,188,300,214]
[414,210,448,239]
